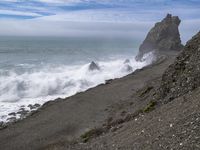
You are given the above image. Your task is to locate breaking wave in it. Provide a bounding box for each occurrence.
[0,52,155,122]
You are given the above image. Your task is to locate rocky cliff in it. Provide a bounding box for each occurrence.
[136,14,183,61]
[159,31,200,102]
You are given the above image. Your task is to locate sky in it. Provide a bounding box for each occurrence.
[0,0,199,42]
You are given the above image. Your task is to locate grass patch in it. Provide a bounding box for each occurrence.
[139,86,154,97]
[143,101,157,113]
[80,128,104,143]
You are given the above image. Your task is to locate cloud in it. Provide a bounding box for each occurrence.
[0,0,199,42]
[180,19,200,43]
[0,17,199,44]
[0,9,42,17]
[0,0,199,21]
[37,0,81,3]
[0,19,153,38]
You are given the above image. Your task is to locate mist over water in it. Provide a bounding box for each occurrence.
[0,36,154,122]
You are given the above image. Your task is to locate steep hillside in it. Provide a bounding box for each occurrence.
[65,31,200,150]
[160,32,200,103]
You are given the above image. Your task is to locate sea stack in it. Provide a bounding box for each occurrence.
[136,14,183,61]
[88,61,100,71]
[159,31,200,102]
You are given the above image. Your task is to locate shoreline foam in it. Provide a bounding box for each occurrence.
[0,53,154,123]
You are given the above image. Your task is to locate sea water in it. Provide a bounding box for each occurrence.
[0,36,154,122]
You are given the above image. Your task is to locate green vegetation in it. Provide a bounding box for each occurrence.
[80,128,104,143]
[143,101,157,113]
[139,86,154,97]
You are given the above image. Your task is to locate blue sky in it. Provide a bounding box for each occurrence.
[0,0,199,21]
[0,0,199,41]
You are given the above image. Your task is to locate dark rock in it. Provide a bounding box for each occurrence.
[123,65,133,72]
[0,121,3,127]
[88,61,100,71]
[28,104,34,110]
[28,104,41,110]
[7,117,17,123]
[34,103,41,108]
[136,14,183,61]
[19,108,25,112]
[17,109,29,118]
[8,112,16,116]
[124,59,130,64]
[121,111,127,116]
[105,79,113,84]
[123,59,133,72]
[159,31,200,103]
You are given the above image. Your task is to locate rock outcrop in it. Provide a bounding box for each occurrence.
[159,31,200,102]
[123,59,133,72]
[88,61,100,71]
[136,14,183,61]
[124,59,130,64]
[123,64,133,72]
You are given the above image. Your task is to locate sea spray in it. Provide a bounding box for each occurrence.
[0,52,154,122]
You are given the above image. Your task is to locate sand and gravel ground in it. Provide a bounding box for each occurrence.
[1,51,194,150]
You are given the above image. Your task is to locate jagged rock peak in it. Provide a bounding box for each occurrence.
[136,14,183,61]
[88,61,100,71]
[163,14,181,25]
[159,31,200,103]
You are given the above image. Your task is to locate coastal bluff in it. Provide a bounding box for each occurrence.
[136,14,183,61]
[160,31,200,102]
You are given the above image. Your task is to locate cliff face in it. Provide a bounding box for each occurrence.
[159,31,200,102]
[136,14,183,61]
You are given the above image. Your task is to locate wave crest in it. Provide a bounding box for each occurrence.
[0,54,153,122]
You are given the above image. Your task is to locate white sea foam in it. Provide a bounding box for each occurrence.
[0,53,154,122]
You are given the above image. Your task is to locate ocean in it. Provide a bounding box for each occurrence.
[0,36,154,122]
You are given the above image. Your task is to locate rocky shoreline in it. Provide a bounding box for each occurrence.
[0,50,179,150]
[0,103,41,129]
[0,14,200,150]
